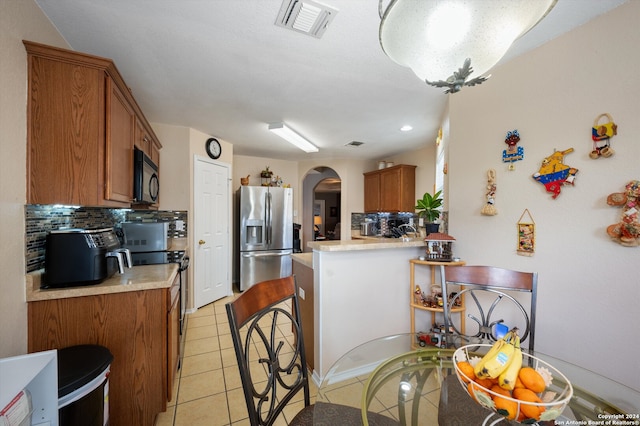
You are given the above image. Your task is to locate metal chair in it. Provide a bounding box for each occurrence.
[226,275,399,426]
[438,266,538,426]
[442,265,538,351]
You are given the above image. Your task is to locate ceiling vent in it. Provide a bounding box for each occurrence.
[275,0,338,39]
[346,141,364,147]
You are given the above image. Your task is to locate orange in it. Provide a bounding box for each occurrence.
[493,394,518,420]
[518,367,546,393]
[474,377,494,389]
[514,376,525,389]
[467,381,490,403]
[457,361,476,383]
[513,387,545,420]
[490,384,511,398]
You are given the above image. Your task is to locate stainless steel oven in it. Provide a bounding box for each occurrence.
[121,222,189,347]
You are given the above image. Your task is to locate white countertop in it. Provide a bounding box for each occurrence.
[307,237,426,252]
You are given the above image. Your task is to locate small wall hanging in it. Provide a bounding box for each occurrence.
[502,129,524,170]
[517,209,535,256]
[590,113,617,159]
[606,180,640,247]
[480,169,497,216]
[532,148,578,199]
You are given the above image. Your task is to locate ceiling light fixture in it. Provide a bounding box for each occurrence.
[268,122,318,153]
[379,0,556,93]
[400,125,413,132]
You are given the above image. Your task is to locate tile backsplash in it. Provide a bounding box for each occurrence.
[25,205,188,273]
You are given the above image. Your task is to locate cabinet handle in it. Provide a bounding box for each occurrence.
[198,240,205,245]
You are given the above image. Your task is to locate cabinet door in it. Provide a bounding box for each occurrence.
[150,139,161,165]
[134,118,150,153]
[27,56,104,205]
[364,172,381,212]
[105,77,134,203]
[380,168,402,211]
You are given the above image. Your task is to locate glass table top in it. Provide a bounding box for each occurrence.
[314,334,640,426]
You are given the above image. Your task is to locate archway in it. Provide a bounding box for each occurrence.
[301,167,341,250]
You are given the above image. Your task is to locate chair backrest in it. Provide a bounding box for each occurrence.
[443,265,538,351]
[226,275,310,426]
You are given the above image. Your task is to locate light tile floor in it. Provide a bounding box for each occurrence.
[154,293,318,426]
[154,292,443,425]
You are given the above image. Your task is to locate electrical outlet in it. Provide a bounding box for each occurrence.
[298,287,305,300]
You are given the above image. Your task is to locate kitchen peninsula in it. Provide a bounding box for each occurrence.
[26,264,179,426]
[300,238,427,384]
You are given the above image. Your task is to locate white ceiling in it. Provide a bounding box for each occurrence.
[35,0,628,161]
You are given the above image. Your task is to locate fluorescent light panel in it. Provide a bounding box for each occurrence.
[268,123,318,153]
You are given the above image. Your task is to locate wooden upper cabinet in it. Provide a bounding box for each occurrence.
[24,40,161,207]
[363,164,416,213]
[106,78,134,204]
[26,52,105,205]
[364,172,381,213]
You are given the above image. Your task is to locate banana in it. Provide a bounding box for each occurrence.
[474,330,512,379]
[476,329,518,379]
[481,340,516,378]
[498,331,522,390]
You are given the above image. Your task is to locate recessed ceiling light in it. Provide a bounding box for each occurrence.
[400,125,413,132]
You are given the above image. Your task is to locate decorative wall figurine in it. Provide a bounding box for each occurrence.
[532,148,578,199]
[590,113,617,159]
[517,209,535,257]
[481,169,497,216]
[502,130,524,170]
[606,180,640,247]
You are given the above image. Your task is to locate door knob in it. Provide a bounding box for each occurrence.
[199,240,205,245]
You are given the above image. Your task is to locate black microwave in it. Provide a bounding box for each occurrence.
[133,147,159,204]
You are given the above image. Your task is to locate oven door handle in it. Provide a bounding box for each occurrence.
[180,256,190,271]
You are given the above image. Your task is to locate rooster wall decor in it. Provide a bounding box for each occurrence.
[425,58,490,94]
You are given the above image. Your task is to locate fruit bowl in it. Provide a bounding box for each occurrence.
[453,344,573,424]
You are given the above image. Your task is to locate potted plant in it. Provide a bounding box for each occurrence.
[415,190,443,235]
[260,166,273,178]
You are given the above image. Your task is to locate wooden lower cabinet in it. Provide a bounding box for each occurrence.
[28,287,177,426]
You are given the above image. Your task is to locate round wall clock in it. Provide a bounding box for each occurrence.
[205,137,221,159]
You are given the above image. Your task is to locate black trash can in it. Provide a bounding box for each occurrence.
[57,345,113,426]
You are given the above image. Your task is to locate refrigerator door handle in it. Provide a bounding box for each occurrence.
[265,191,272,245]
[241,250,292,258]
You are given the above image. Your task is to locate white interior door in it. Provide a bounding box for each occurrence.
[194,156,231,308]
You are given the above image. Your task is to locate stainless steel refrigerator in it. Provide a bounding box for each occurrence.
[239,186,293,291]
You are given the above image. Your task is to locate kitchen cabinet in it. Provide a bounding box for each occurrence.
[135,117,161,165]
[106,78,135,204]
[24,40,161,207]
[409,259,466,338]
[363,164,416,212]
[27,273,178,426]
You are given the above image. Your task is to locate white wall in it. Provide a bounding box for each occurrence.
[448,2,639,391]
[153,123,191,211]
[0,0,69,357]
